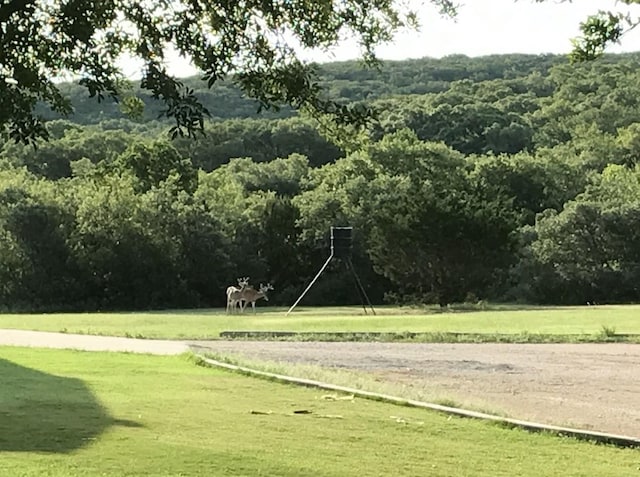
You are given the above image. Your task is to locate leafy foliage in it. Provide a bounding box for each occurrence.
[521,165,640,304]
[569,6,639,62]
[2,1,638,145]
[1,53,640,310]
[0,0,419,144]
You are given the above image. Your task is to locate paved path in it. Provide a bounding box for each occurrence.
[0,329,189,355]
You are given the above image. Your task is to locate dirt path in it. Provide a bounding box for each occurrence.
[190,340,640,438]
[1,330,638,438]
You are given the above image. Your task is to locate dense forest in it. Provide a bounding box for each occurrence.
[2,53,640,311]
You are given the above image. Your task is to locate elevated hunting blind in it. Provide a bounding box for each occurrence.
[331,226,352,259]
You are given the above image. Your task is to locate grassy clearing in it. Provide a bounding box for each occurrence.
[0,347,638,477]
[1,304,640,341]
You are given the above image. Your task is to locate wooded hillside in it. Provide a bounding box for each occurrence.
[2,52,640,311]
[40,54,568,123]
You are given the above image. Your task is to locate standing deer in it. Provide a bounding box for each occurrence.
[226,277,250,314]
[239,283,274,314]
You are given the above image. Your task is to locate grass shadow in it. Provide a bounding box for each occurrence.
[0,358,141,453]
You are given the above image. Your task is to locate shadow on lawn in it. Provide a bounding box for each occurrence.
[0,358,140,453]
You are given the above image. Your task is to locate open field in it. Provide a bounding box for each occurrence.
[1,304,640,341]
[1,347,638,477]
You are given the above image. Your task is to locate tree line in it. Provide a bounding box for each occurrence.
[2,53,640,311]
[38,53,572,125]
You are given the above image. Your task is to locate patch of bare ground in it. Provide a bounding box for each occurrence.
[191,341,640,438]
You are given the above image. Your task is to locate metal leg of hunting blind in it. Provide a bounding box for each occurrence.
[347,258,376,315]
[286,253,334,316]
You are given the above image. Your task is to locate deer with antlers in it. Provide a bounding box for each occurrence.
[239,283,274,314]
[226,277,250,314]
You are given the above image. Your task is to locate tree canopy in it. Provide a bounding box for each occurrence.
[1,0,637,145]
[0,0,437,144]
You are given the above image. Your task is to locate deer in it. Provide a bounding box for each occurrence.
[226,277,250,314]
[239,283,274,314]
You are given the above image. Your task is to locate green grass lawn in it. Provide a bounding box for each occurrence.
[1,304,639,340]
[0,347,637,477]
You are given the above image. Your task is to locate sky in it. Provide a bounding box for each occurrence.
[129,0,640,78]
[306,0,640,62]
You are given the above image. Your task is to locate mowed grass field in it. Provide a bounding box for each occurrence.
[1,347,638,477]
[0,305,639,340]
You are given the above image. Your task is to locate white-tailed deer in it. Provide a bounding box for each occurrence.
[239,283,273,313]
[226,277,250,314]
